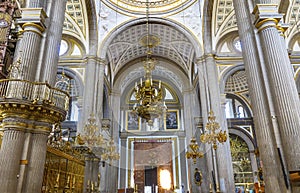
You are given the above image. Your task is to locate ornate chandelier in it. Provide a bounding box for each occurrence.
[186,137,204,164]
[133,55,167,126]
[200,110,227,150]
[133,0,167,126]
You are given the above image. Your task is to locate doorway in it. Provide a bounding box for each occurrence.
[145,166,158,193]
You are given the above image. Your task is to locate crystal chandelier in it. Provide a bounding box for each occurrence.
[200,111,227,150]
[133,0,167,126]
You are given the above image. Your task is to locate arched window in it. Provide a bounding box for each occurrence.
[225,95,250,118]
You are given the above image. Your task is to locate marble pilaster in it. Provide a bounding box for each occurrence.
[196,59,213,192]
[80,56,98,133]
[96,61,106,127]
[232,1,288,192]
[206,54,235,193]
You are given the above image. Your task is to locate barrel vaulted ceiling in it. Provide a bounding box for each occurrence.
[61,0,300,84]
[107,22,195,76]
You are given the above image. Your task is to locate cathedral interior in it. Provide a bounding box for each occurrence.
[0,0,300,193]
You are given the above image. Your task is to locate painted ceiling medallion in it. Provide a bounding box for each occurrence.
[102,0,197,16]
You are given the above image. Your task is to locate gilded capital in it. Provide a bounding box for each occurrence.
[253,4,283,31]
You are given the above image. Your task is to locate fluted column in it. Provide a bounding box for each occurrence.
[39,0,67,85]
[0,118,26,193]
[232,1,288,192]
[13,8,46,81]
[22,130,50,193]
[253,4,300,173]
[205,54,235,193]
[28,0,47,9]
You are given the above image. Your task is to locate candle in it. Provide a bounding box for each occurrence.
[159,80,161,89]
[140,78,142,85]
[209,183,212,189]
[56,173,60,182]
[135,82,137,88]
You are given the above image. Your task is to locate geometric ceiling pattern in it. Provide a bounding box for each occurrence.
[286,0,300,36]
[64,0,87,37]
[225,70,248,93]
[101,0,196,16]
[215,0,235,35]
[108,23,195,75]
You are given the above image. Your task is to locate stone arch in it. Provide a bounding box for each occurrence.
[98,17,203,59]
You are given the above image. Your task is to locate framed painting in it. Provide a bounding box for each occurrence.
[126,111,140,131]
[165,110,179,130]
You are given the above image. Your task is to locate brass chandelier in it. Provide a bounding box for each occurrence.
[200,110,227,150]
[133,0,167,126]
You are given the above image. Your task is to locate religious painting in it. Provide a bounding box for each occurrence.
[194,168,202,186]
[165,110,179,130]
[126,111,140,130]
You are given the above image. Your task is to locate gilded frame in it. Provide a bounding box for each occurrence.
[165,109,179,130]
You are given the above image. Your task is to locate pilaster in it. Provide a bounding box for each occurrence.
[196,59,213,192]
[205,54,235,193]
[80,57,106,134]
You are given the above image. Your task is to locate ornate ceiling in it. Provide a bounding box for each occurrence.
[101,0,197,16]
[107,22,195,77]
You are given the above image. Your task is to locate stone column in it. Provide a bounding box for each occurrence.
[22,129,50,193]
[13,8,47,81]
[232,1,288,192]
[253,2,300,178]
[119,137,127,189]
[0,118,26,193]
[105,90,121,193]
[178,136,188,192]
[39,0,67,85]
[205,54,235,193]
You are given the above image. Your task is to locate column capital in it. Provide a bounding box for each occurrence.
[196,53,215,64]
[253,4,283,31]
[17,8,47,32]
